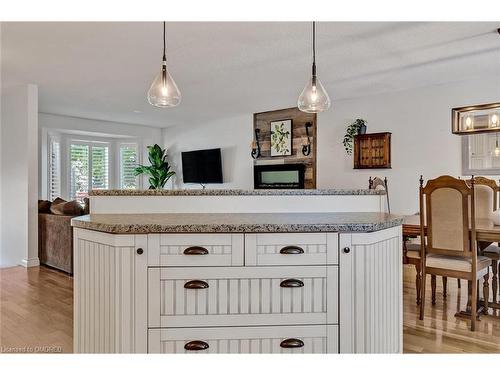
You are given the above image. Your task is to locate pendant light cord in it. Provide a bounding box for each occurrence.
[311,21,317,78]
[162,21,166,61]
[312,21,316,65]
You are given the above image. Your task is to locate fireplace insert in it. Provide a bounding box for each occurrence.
[254,164,305,189]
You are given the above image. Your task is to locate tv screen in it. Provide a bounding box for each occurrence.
[181,148,223,184]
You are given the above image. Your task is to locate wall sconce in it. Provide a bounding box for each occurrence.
[251,128,261,159]
[301,122,312,156]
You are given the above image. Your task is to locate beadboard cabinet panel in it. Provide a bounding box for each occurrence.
[245,233,338,266]
[73,229,147,353]
[339,226,402,353]
[147,233,244,267]
[148,266,338,328]
[74,226,402,354]
[148,325,338,354]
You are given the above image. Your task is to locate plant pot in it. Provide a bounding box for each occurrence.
[358,124,367,135]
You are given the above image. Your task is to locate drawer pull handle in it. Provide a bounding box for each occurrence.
[184,340,209,351]
[280,246,304,255]
[184,280,209,289]
[280,338,304,349]
[280,279,304,288]
[184,246,209,255]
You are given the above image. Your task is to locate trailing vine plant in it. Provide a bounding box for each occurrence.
[343,119,367,155]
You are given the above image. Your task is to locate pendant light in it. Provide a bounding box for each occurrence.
[147,22,181,108]
[298,22,331,113]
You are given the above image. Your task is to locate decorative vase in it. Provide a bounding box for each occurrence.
[358,124,367,135]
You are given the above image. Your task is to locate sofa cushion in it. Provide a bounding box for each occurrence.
[38,200,52,213]
[50,200,84,216]
[52,197,66,206]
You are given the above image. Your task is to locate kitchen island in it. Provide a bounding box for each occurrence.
[71,189,403,354]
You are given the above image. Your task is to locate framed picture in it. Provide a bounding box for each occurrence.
[270,119,292,156]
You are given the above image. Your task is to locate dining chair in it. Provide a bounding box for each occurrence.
[369,176,390,213]
[466,176,500,305]
[418,175,491,331]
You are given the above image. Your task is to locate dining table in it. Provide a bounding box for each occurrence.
[403,214,500,317]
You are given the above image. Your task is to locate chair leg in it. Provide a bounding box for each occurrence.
[457,278,461,289]
[419,272,426,320]
[492,260,498,304]
[431,275,436,305]
[471,279,477,331]
[483,272,490,315]
[415,263,421,305]
[442,277,447,298]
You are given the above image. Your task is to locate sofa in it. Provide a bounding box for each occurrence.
[38,197,89,274]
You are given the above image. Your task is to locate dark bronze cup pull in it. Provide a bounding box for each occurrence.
[280,338,304,349]
[183,246,209,255]
[279,279,304,288]
[184,280,209,289]
[279,246,304,255]
[184,340,209,351]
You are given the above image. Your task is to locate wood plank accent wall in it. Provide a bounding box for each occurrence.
[253,107,317,189]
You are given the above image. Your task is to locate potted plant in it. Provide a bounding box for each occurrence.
[134,144,175,189]
[343,119,367,155]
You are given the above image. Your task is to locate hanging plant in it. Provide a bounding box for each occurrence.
[343,119,367,155]
[134,144,175,189]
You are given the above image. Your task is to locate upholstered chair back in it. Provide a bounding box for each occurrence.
[420,175,475,258]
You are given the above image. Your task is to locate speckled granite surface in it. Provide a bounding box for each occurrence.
[89,189,385,196]
[71,212,402,234]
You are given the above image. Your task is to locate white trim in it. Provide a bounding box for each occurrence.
[20,257,40,268]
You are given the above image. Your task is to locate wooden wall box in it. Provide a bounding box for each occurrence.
[353,132,391,169]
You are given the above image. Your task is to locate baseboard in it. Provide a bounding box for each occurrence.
[20,257,40,268]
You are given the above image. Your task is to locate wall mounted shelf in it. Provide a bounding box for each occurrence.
[353,132,391,169]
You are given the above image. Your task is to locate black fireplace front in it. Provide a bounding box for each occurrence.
[254,164,305,189]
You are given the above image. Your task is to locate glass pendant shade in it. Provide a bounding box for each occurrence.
[298,75,331,113]
[298,22,331,113]
[148,61,181,108]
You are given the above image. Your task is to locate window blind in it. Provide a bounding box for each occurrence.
[70,144,90,202]
[120,144,138,189]
[48,137,61,201]
[91,146,109,190]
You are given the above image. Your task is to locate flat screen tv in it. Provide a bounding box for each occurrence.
[181,148,223,184]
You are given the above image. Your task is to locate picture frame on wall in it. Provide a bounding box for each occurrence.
[270,119,292,156]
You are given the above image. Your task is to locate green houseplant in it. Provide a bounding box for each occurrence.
[134,144,175,189]
[343,119,367,155]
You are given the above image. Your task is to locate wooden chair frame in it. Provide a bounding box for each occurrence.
[466,176,500,305]
[419,175,490,331]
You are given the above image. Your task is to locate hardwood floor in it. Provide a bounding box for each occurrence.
[0,266,73,353]
[0,265,499,353]
[403,264,500,353]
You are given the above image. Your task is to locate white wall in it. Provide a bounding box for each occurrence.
[163,77,500,214]
[39,113,163,197]
[1,84,39,268]
[317,78,500,214]
[163,114,254,189]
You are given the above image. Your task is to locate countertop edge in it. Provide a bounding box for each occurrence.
[71,218,404,234]
[89,188,386,197]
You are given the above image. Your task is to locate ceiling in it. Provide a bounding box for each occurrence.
[2,22,500,128]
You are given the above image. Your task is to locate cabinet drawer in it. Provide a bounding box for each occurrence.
[148,266,338,328]
[245,233,338,266]
[147,234,244,267]
[148,325,338,353]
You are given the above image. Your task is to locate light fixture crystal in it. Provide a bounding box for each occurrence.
[147,22,181,108]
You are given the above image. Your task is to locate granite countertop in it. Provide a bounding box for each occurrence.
[89,189,385,196]
[71,212,403,234]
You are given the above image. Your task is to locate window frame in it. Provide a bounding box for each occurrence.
[67,137,112,201]
[118,142,141,190]
[461,134,500,175]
